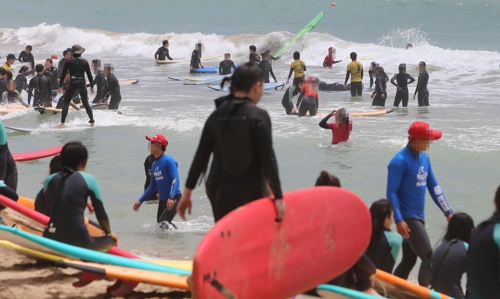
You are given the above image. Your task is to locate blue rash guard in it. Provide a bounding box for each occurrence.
[386,146,453,223]
[139,153,181,203]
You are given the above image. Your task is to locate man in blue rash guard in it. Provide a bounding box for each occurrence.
[387,121,453,287]
[133,134,182,229]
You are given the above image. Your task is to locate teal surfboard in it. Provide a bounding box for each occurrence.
[0,225,191,276]
[274,11,325,58]
[317,284,388,299]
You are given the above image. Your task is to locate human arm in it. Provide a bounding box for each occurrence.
[369,70,374,88]
[85,61,94,89]
[166,48,173,60]
[166,160,180,200]
[230,61,236,71]
[361,67,364,80]
[27,78,34,104]
[333,60,342,64]
[414,75,421,95]
[18,51,24,62]
[344,71,351,86]
[82,173,112,235]
[46,78,52,96]
[219,62,223,74]
[137,168,158,204]
[269,66,277,82]
[154,48,159,60]
[390,74,398,87]
[319,114,332,129]
[286,67,294,84]
[0,123,8,181]
[387,157,411,238]
[59,61,68,88]
[426,160,453,218]
[407,74,415,85]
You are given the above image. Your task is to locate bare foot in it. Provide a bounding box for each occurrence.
[56,123,65,129]
[90,122,95,127]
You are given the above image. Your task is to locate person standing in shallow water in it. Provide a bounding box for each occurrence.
[414,61,430,106]
[391,63,415,107]
[177,62,285,223]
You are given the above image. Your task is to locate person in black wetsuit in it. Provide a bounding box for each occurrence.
[143,153,158,202]
[258,52,277,83]
[189,43,203,73]
[57,49,72,83]
[0,120,18,193]
[219,53,236,76]
[18,45,34,70]
[177,62,285,223]
[371,65,389,107]
[43,141,118,252]
[155,40,173,62]
[414,61,430,106]
[101,64,121,109]
[430,213,474,299]
[249,45,260,63]
[390,63,415,107]
[281,78,304,115]
[368,62,378,89]
[34,155,63,216]
[0,68,7,97]
[1,71,23,104]
[15,66,34,93]
[91,59,105,104]
[466,186,500,299]
[44,58,59,93]
[28,64,52,107]
[319,81,351,92]
[57,44,94,128]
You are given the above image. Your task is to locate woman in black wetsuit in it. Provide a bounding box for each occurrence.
[414,61,430,106]
[43,141,117,252]
[57,44,94,129]
[371,65,389,107]
[177,62,285,222]
[258,52,277,83]
[390,63,415,107]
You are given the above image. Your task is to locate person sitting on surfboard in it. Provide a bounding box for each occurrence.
[43,141,118,252]
[34,155,63,216]
[281,78,304,115]
[323,47,342,68]
[344,52,363,97]
[100,64,121,110]
[430,213,473,299]
[177,62,285,223]
[319,108,351,144]
[387,121,453,287]
[133,134,182,229]
[189,43,203,73]
[219,53,236,76]
[155,40,173,62]
[296,76,319,117]
[28,64,52,108]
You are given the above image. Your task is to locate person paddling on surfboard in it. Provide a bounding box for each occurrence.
[319,108,352,144]
[189,43,203,73]
[43,141,118,252]
[387,121,453,287]
[323,47,342,68]
[57,44,95,129]
[133,134,182,230]
[177,62,285,223]
[155,40,173,63]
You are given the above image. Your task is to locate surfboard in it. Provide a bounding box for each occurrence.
[191,186,372,299]
[0,210,45,235]
[90,103,109,110]
[274,11,325,58]
[11,62,32,79]
[317,284,388,299]
[12,145,63,162]
[4,126,36,133]
[0,107,29,115]
[183,77,227,85]
[374,269,453,299]
[157,54,222,64]
[316,109,394,117]
[193,67,218,74]
[207,81,285,91]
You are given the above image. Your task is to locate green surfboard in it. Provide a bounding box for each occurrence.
[274,11,325,57]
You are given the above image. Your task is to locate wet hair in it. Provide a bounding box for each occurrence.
[249,45,256,52]
[398,63,406,73]
[419,61,426,68]
[350,52,357,60]
[0,68,6,76]
[19,66,29,73]
[368,199,393,253]
[46,58,53,65]
[315,171,341,187]
[293,51,300,60]
[196,42,202,49]
[443,213,474,243]
[43,70,51,77]
[26,45,32,51]
[49,155,63,174]
[162,40,169,46]
[60,141,88,170]
[5,70,12,80]
[63,49,71,56]
[35,64,44,72]
[224,53,230,57]
[92,59,101,66]
[220,62,264,94]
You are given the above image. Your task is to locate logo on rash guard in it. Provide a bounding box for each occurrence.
[416,166,427,186]
[154,167,164,181]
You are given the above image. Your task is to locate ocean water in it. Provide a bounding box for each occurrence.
[1,0,499,281]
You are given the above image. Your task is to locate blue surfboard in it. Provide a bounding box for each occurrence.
[193,67,218,73]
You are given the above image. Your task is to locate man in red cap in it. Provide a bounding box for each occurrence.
[133,134,182,229]
[323,47,342,68]
[386,121,454,286]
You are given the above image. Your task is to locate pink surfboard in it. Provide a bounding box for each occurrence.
[191,186,372,299]
[12,145,64,162]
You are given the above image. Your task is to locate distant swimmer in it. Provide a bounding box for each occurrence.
[43,141,118,252]
[14,66,34,93]
[405,43,413,50]
[189,43,203,73]
[344,52,363,97]
[57,44,95,128]
[371,65,389,107]
[18,45,35,70]
[143,153,158,202]
[155,40,173,62]
[44,58,59,92]
[91,59,105,104]
[0,120,18,202]
[57,48,72,83]
[286,51,306,88]
[34,155,63,216]
[248,45,261,63]
[323,47,342,68]
[319,108,352,144]
[296,76,319,117]
[28,64,52,107]
[259,52,277,83]
[219,53,236,76]
[1,54,16,72]
[101,64,121,109]
[390,63,415,107]
[281,78,304,115]
[414,61,430,106]
[133,134,182,229]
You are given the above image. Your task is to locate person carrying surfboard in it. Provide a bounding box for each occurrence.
[323,47,342,68]
[319,108,351,144]
[177,62,285,223]
[133,134,182,229]
[43,141,118,252]
[387,121,454,287]
[155,40,173,62]
[344,52,363,97]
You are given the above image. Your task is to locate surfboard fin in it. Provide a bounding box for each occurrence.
[210,279,238,299]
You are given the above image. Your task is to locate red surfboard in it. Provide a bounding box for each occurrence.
[191,186,372,299]
[12,145,64,162]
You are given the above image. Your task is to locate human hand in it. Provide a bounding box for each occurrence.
[343,84,347,90]
[446,214,453,222]
[381,94,385,99]
[370,94,375,98]
[90,87,94,95]
[133,200,142,212]
[396,221,411,239]
[110,232,119,245]
[274,198,286,222]
[413,94,416,100]
[167,198,175,211]
[177,189,193,220]
[330,109,337,116]
[86,201,95,214]
[286,79,289,85]
[291,108,296,114]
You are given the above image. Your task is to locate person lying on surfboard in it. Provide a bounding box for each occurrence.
[319,108,352,144]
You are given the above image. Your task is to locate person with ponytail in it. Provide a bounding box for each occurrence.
[43,141,118,252]
[366,199,402,273]
[430,213,474,299]
[177,62,285,223]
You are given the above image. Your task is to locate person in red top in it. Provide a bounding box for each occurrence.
[319,108,352,144]
[296,77,319,116]
[323,47,343,68]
